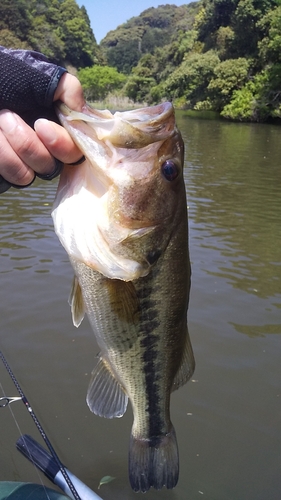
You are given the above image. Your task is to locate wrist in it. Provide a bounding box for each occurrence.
[45,67,67,107]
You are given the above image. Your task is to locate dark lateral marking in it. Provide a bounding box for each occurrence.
[140,305,164,445]
[137,266,165,445]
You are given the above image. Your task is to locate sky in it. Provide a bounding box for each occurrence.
[76,1,189,44]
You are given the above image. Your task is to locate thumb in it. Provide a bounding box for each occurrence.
[54,73,85,111]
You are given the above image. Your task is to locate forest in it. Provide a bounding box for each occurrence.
[1,0,281,122]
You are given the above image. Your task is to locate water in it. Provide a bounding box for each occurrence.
[0,114,280,500]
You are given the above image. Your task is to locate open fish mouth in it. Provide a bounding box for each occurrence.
[56,101,175,149]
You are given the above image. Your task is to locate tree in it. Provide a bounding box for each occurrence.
[28,14,66,63]
[208,58,251,109]
[215,26,235,59]
[78,65,126,100]
[124,58,157,103]
[0,0,31,40]
[221,65,281,121]
[101,3,201,74]
[59,0,100,67]
[196,0,238,47]
[168,30,199,66]
[0,28,30,49]
[163,51,220,106]
[106,39,141,74]
[258,6,281,63]
[231,0,273,56]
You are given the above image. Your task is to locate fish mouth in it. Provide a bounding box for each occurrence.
[56,101,175,149]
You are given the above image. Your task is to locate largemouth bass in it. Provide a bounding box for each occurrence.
[52,101,195,492]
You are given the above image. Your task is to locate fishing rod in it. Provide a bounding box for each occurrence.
[0,350,102,500]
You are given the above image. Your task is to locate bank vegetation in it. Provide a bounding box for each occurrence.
[1,0,281,122]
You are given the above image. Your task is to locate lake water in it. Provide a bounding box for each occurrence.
[0,113,280,500]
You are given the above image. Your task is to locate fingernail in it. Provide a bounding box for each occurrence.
[0,111,19,134]
[35,119,57,144]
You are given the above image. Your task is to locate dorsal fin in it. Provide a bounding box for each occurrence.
[69,276,85,327]
[87,357,128,418]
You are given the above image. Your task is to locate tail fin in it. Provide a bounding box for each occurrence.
[128,426,179,492]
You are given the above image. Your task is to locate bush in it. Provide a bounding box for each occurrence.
[208,57,251,109]
[221,69,275,121]
[163,50,220,106]
[78,65,126,100]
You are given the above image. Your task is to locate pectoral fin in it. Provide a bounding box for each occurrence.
[69,276,85,327]
[172,330,195,392]
[87,358,128,418]
[104,279,139,325]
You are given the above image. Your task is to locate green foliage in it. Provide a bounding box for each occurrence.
[0,0,102,68]
[116,0,281,117]
[123,54,158,103]
[78,65,126,101]
[208,58,251,108]
[196,0,238,47]
[0,0,31,40]
[215,26,235,58]
[28,13,66,63]
[196,0,274,58]
[98,476,116,489]
[163,51,220,106]
[168,30,199,66]
[101,3,201,74]
[58,0,99,67]
[106,39,141,74]
[2,0,281,121]
[0,29,30,49]
[221,65,281,120]
[258,6,281,63]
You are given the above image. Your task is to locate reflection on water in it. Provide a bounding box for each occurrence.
[177,114,281,339]
[0,117,281,500]
[0,181,58,273]
[183,117,281,299]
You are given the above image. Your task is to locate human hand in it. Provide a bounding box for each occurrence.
[0,73,85,192]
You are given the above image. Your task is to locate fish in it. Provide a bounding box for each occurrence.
[52,101,195,492]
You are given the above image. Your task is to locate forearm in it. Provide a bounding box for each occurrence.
[0,46,67,123]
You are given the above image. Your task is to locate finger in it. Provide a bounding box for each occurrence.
[34,119,83,164]
[53,73,85,111]
[0,110,55,182]
[0,128,34,186]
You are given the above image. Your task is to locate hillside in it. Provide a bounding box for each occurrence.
[1,0,281,121]
[102,0,281,122]
[0,0,103,68]
[100,3,200,73]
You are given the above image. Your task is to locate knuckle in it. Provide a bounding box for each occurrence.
[5,163,34,186]
[13,165,34,185]
[15,132,36,159]
[0,124,35,186]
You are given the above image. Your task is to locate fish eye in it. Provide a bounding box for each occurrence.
[161,160,178,181]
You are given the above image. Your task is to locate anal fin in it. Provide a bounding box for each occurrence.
[172,328,195,392]
[86,358,128,418]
